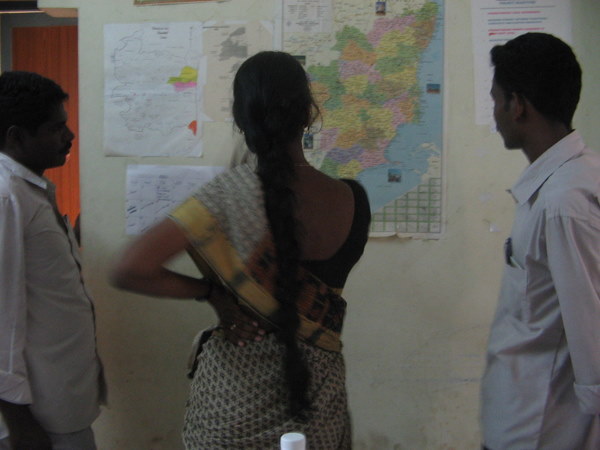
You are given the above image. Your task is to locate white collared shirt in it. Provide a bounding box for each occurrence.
[481,132,600,449]
[0,153,104,436]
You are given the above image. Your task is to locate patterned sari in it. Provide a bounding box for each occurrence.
[169,164,351,449]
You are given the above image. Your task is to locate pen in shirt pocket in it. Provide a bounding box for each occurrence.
[504,237,524,269]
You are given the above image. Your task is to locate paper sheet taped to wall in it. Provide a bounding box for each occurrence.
[125,164,225,235]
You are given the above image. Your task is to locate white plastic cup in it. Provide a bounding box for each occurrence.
[280,432,306,450]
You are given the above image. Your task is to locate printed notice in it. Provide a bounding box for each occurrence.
[472,0,572,126]
[284,0,333,33]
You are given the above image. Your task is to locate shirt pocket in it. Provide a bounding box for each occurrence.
[499,264,529,322]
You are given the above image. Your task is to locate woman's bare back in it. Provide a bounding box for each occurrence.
[292,167,356,261]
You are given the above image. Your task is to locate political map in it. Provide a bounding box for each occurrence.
[285,0,444,237]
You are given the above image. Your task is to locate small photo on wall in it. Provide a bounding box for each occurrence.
[388,168,402,183]
[303,133,314,150]
[293,55,307,67]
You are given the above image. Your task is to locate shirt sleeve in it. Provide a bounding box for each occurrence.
[546,214,600,414]
[0,194,32,404]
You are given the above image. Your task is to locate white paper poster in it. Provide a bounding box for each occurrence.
[283,0,333,33]
[104,22,205,157]
[125,164,225,235]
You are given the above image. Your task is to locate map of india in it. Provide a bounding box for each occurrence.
[285,0,444,237]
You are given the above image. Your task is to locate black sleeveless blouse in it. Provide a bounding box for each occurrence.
[302,179,371,289]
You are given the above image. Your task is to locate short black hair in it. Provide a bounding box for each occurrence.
[0,71,68,145]
[491,33,582,128]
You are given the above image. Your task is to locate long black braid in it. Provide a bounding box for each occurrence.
[232,51,319,418]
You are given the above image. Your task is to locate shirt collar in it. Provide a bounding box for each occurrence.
[0,152,49,190]
[509,131,586,205]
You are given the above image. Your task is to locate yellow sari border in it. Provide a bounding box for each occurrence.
[170,196,343,352]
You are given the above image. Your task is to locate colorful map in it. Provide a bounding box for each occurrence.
[168,66,199,94]
[285,0,444,237]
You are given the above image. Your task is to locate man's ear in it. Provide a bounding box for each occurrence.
[5,125,24,147]
[510,93,527,122]
[3,125,30,159]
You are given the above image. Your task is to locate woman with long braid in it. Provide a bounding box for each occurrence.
[112,51,371,449]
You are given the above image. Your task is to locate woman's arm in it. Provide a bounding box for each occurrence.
[111,218,211,299]
[111,217,267,345]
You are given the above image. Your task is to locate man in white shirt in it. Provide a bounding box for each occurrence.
[0,72,104,449]
[481,33,600,449]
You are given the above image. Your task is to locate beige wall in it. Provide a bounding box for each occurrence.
[38,0,600,448]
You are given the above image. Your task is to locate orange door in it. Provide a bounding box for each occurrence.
[12,25,80,225]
